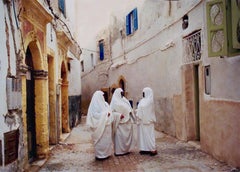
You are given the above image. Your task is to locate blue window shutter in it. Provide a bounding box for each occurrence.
[99,42,104,61]
[133,8,138,31]
[58,0,65,15]
[126,14,130,35]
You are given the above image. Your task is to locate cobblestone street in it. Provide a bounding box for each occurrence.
[37,116,235,172]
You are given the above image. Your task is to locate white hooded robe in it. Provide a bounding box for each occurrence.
[110,88,136,155]
[86,91,114,159]
[136,87,156,152]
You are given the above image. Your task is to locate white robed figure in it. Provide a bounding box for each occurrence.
[136,87,158,156]
[110,88,136,156]
[86,91,114,160]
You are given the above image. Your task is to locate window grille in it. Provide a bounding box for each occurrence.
[183,30,201,63]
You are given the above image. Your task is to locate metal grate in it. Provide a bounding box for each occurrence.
[183,30,201,63]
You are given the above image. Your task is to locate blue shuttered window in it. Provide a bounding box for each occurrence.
[58,0,65,16]
[126,15,130,36]
[126,8,138,36]
[99,40,104,61]
[133,8,138,31]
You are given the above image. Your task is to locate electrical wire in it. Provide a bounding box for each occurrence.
[46,0,82,55]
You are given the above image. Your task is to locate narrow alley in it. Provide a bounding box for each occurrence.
[36,116,233,172]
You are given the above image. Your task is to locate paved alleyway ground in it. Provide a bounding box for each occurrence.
[37,116,237,172]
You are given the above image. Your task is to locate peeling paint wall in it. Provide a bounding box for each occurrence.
[0,0,22,171]
[0,0,81,170]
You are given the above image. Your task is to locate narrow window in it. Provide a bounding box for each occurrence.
[58,0,66,17]
[126,8,138,36]
[91,53,95,67]
[67,62,71,72]
[182,14,189,30]
[81,61,84,72]
[99,40,104,61]
[204,65,211,95]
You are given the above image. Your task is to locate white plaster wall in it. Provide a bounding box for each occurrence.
[81,0,240,107]
[0,1,20,137]
[79,0,240,166]
[0,5,21,170]
[209,56,240,101]
[46,23,59,86]
[81,1,202,103]
[68,57,81,95]
[66,0,82,96]
[109,1,200,102]
[80,49,98,74]
[0,2,9,135]
[76,0,145,75]
[46,0,82,96]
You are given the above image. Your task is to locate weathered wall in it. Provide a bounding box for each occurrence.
[0,0,22,171]
[81,60,112,114]
[80,0,240,167]
[68,57,81,96]
[68,95,81,128]
[201,100,240,167]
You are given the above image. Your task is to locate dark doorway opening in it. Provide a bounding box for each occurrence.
[25,47,37,162]
[194,65,200,141]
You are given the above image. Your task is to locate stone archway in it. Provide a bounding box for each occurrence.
[23,40,49,160]
[18,0,52,167]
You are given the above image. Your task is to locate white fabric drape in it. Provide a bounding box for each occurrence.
[110,88,136,155]
[86,91,113,159]
[136,87,156,152]
[136,87,156,124]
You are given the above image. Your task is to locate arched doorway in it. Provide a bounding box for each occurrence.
[119,79,125,91]
[119,78,126,96]
[24,40,50,161]
[25,47,37,162]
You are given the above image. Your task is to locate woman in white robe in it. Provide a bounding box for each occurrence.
[136,87,157,156]
[110,88,136,156]
[86,91,114,160]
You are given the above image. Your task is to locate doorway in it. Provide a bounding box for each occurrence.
[194,65,200,141]
[25,47,37,162]
[119,79,125,93]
